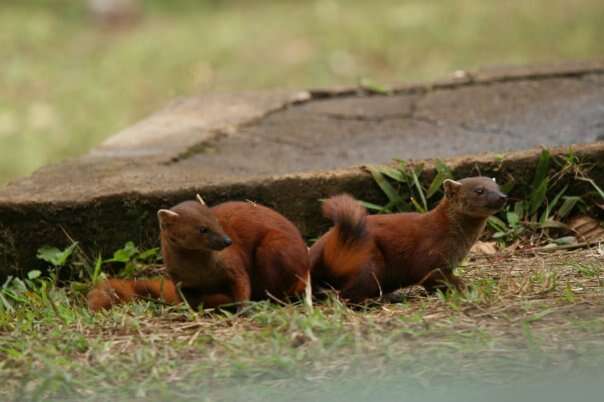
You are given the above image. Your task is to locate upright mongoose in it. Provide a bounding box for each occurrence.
[309,177,507,302]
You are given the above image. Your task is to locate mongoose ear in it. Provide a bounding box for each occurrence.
[443,179,462,197]
[196,194,206,206]
[157,209,179,228]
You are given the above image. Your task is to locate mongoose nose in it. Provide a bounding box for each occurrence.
[489,192,507,209]
[223,236,232,246]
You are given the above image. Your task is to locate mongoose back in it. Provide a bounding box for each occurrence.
[88,196,310,311]
[309,177,507,302]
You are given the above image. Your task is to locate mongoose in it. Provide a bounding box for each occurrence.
[309,177,507,302]
[88,196,310,311]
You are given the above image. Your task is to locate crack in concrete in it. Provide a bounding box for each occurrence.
[164,122,318,166]
[158,67,604,166]
[460,122,522,138]
[405,88,524,139]
[582,74,604,88]
[251,134,316,151]
[318,112,413,122]
[401,109,523,139]
[162,92,312,165]
[315,87,525,140]
[163,130,229,164]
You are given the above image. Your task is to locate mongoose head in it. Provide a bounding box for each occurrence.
[443,177,507,218]
[157,197,232,251]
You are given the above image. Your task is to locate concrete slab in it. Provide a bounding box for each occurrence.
[1,62,604,277]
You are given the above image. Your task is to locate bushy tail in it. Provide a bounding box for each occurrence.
[87,277,180,311]
[321,194,372,277]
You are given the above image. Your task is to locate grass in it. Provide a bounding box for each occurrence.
[1,245,604,401]
[2,0,604,184]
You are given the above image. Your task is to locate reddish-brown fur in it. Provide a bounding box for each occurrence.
[87,278,180,311]
[320,195,372,277]
[310,177,507,302]
[88,199,310,311]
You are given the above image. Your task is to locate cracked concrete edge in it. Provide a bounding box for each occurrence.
[309,59,604,97]
[89,60,604,163]
[1,142,603,278]
[91,90,312,161]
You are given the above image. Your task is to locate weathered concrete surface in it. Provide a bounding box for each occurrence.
[1,61,604,277]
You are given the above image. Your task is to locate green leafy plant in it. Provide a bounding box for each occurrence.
[0,270,65,321]
[486,149,597,243]
[103,241,161,278]
[34,241,162,288]
[36,242,78,268]
[365,159,452,213]
[35,242,79,285]
[365,148,602,246]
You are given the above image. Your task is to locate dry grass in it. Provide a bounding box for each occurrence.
[1,245,603,401]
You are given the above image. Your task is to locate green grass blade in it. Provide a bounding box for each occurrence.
[359,200,388,213]
[506,211,520,228]
[577,177,604,200]
[540,184,567,223]
[529,177,549,217]
[492,231,508,239]
[557,196,581,219]
[410,170,427,211]
[0,292,15,312]
[397,160,415,183]
[513,201,526,220]
[531,148,551,190]
[435,159,452,176]
[376,166,405,182]
[426,171,448,199]
[359,77,390,94]
[538,220,569,230]
[92,255,103,284]
[426,160,452,199]
[488,216,508,232]
[548,184,567,212]
[500,178,516,195]
[368,167,402,206]
[410,197,426,213]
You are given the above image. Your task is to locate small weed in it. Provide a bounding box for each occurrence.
[103,241,161,278]
[562,283,576,303]
[358,77,390,94]
[35,242,79,285]
[36,242,79,268]
[574,262,601,279]
[35,241,161,286]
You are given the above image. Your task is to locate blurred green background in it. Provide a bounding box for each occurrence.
[1,0,603,185]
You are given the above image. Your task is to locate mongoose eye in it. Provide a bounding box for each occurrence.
[199,227,209,235]
[474,188,485,195]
